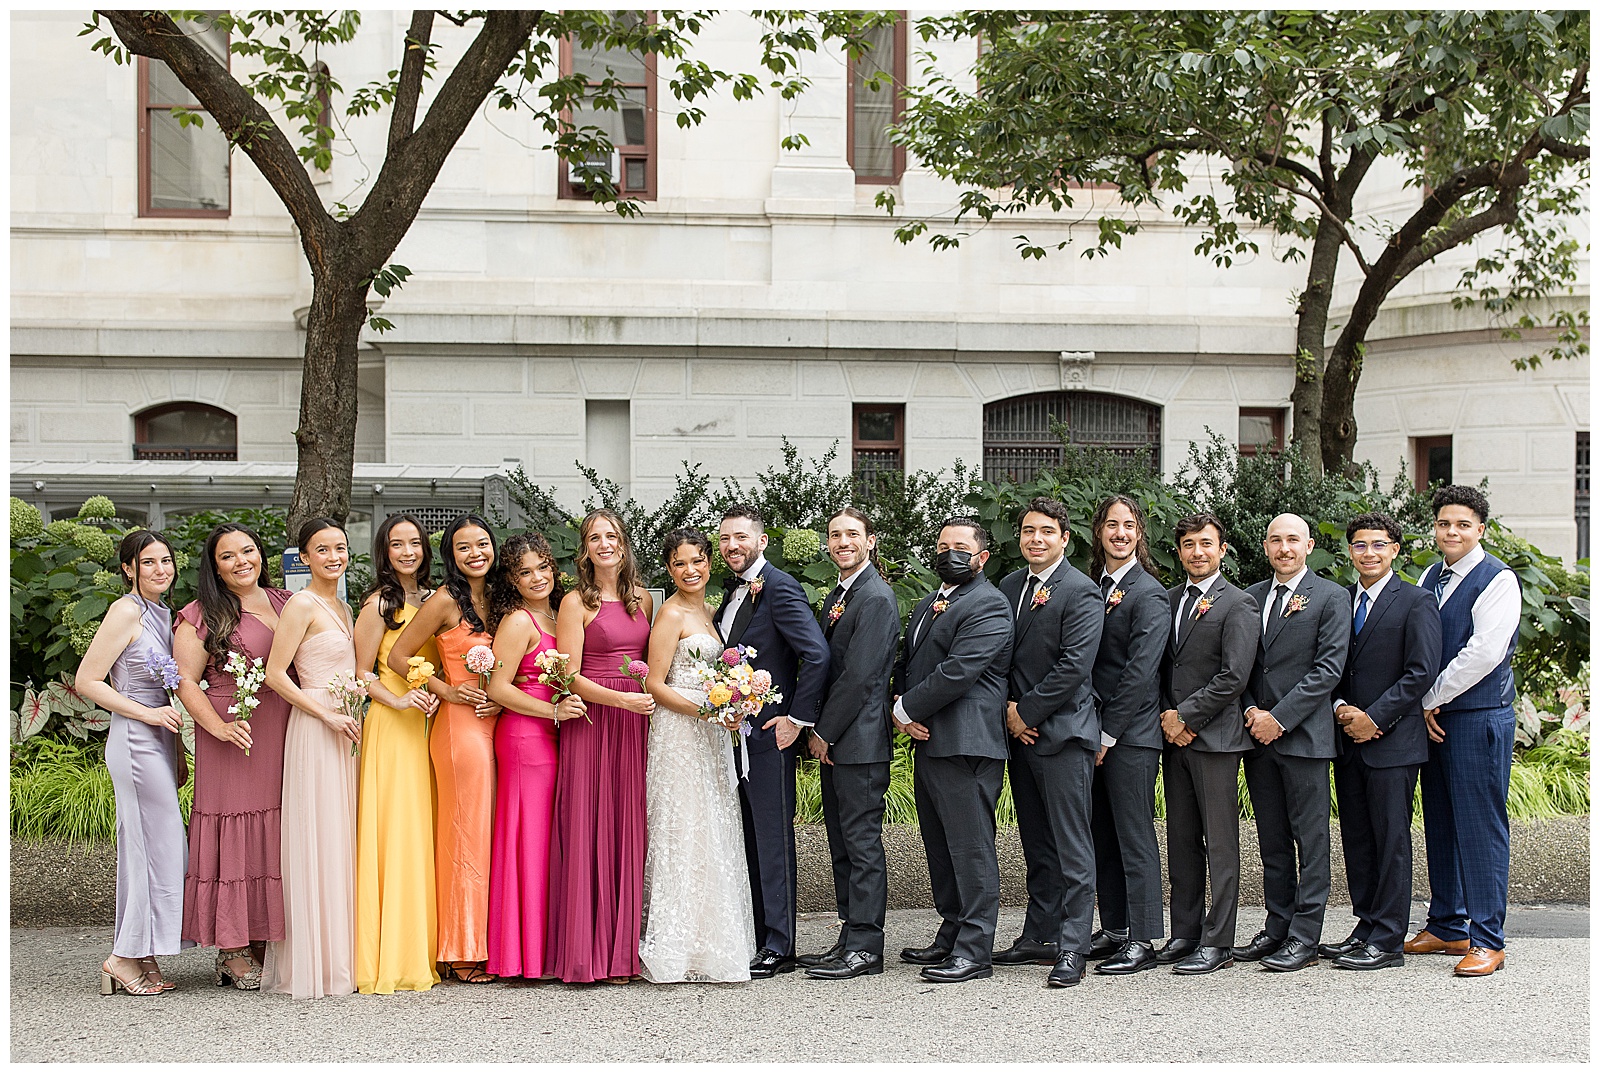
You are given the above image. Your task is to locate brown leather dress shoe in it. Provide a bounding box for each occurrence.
[1454,947,1506,976]
[1403,929,1470,955]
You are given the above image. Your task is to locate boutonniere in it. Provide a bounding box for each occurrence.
[1194,595,1215,617]
[827,598,847,624]
[748,575,764,601]
[931,597,950,617]
[1105,588,1125,614]
[1283,593,1309,617]
[1030,585,1051,610]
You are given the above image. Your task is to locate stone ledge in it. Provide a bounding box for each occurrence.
[11,817,1588,927]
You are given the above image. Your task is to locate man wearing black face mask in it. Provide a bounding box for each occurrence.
[892,517,1014,983]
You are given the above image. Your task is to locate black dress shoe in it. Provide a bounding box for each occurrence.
[1232,930,1284,962]
[1334,944,1405,971]
[749,950,797,979]
[1261,938,1317,972]
[1087,928,1129,960]
[900,942,954,965]
[920,957,993,984]
[1154,937,1200,964]
[1046,951,1085,988]
[805,950,884,979]
[1095,940,1159,975]
[1172,946,1234,975]
[1317,933,1367,960]
[993,937,1059,966]
[796,939,845,969]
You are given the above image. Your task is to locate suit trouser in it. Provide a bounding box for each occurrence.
[1090,742,1165,940]
[1419,703,1514,949]
[1009,739,1097,953]
[1332,752,1419,953]
[913,752,1003,964]
[1163,745,1242,948]
[819,758,890,956]
[1242,747,1332,945]
[738,743,798,957]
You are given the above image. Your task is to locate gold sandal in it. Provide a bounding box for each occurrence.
[101,959,162,996]
[139,956,176,991]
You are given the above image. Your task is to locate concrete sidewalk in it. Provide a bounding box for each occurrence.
[10,905,1589,1063]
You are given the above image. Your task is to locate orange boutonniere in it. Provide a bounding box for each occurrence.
[827,598,846,624]
[931,597,950,617]
[1105,588,1125,614]
[748,575,764,602]
[1030,585,1051,610]
[1284,593,1309,617]
[1194,595,1215,617]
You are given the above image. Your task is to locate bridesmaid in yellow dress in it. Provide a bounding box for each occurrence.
[389,513,502,984]
[353,514,442,994]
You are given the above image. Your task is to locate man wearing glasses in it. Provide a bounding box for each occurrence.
[1321,513,1441,970]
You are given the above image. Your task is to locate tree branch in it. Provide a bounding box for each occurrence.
[388,11,435,155]
[102,11,334,253]
[1391,185,1519,285]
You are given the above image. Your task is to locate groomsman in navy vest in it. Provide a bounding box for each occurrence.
[1319,512,1441,970]
[1407,486,1521,977]
[1236,514,1350,972]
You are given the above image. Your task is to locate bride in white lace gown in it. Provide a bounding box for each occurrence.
[639,531,756,983]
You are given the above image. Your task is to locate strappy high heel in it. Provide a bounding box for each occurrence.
[214,948,262,990]
[139,956,176,991]
[100,959,162,996]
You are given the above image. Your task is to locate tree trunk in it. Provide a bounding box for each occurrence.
[1287,211,1346,477]
[287,274,370,537]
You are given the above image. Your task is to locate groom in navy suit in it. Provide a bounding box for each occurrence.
[716,504,831,977]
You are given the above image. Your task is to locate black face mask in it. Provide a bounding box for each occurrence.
[934,549,978,585]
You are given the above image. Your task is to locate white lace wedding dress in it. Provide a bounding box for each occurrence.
[639,633,757,983]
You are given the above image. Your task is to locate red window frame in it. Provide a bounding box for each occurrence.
[847,14,907,184]
[1238,407,1286,457]
[558,18,657,202]
[133,402,239,461]
[1414,435,1453,491]
[136,18,231,219]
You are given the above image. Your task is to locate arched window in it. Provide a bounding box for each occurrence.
[982,391,1161,483]
[133,402,238,461]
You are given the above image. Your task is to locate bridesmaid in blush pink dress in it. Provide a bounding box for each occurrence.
[484,533,586,979]
[547,509,655,984]
[261,518,362,999]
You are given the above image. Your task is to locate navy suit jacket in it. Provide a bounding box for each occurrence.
[1335,575,1442,768]
[718,560,831,755]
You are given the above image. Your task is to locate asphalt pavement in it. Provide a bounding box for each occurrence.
[10,904,1590,1063]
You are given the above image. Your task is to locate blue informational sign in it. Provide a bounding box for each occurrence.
[282,547,347,601]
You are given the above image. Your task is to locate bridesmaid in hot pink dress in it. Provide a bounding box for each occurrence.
[547,509,656,984]
[484,533,586,979]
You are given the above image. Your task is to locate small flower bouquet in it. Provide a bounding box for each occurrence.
[222,650,266,756]
[532,649,587,725]
[327,669,371,756]
[151,653,183,705]
[404,655,435,691]
[690,644,783,741]
[464,644,498,690]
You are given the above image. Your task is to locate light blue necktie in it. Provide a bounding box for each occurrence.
[1354,590,1370,634]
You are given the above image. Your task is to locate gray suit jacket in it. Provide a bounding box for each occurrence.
[893,575,1013,761]
[998,558,1104,755]
[1092,561,1170,750]
[1159,575,1259,754]
[814,563,898,765]
[1241,572,1351,760]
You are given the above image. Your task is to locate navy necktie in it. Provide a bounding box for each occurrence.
[1433,567,1454,602]
[1354,590,1370,634]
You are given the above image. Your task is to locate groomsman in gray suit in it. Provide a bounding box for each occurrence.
[993,497,1105,988]
[1236,514,1351,972]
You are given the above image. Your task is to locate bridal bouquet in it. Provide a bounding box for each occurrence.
[691,644,782,739]
[222,650,266,756]
[327,670,371,756]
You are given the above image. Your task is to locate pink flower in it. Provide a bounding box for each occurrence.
[751,669,773,693]
[722,648,742,667]
[464,645,497,674]
[627,659,649,678]
[1105,588,1125,614]
[1030,585,1051,610]
[931,598,950,617]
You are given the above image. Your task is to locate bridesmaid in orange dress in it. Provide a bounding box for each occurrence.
[389,513,502,984]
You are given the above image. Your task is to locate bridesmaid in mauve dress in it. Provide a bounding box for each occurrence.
[484,533,586,979]
[261,517,362,999]
[548,508,656,984]
[75,530,194,996]
[389,513,502,984]
[173,523,294,990]
[354,514,442,994]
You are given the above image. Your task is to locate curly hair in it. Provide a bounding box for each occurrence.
[575,508,644,617]
[439,513,497,634]
[490,531,563,635]
[1431,484,1490,525]
[363,513,433,632]
[1089,494,1159,577]
[825,505,883,574]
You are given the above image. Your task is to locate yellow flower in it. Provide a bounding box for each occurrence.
[708,684,734,708]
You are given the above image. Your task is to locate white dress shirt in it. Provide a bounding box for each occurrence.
[1016,554,1064,615]
[1259,565,1309,633]
[894,584,956,726]
[1173,569,1224,638]
[1421,544,1522,711]
[1096,559,1141,749]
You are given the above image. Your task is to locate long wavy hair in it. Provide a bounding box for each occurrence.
[364,513,433,632]
[1090,494,1159,577]
[575,508,644,616]
[195,522,270,666]
[439,513,497,635]
[489,531,563,635]
[826,505,883,575]
[118,529,174,597]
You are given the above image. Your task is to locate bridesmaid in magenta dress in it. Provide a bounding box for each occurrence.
[484,533,586,979]
[547,509,656,984]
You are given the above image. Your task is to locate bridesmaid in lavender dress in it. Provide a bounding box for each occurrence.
[75,530,194,995]
[548,508,656,984]
[261,518,362,999]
